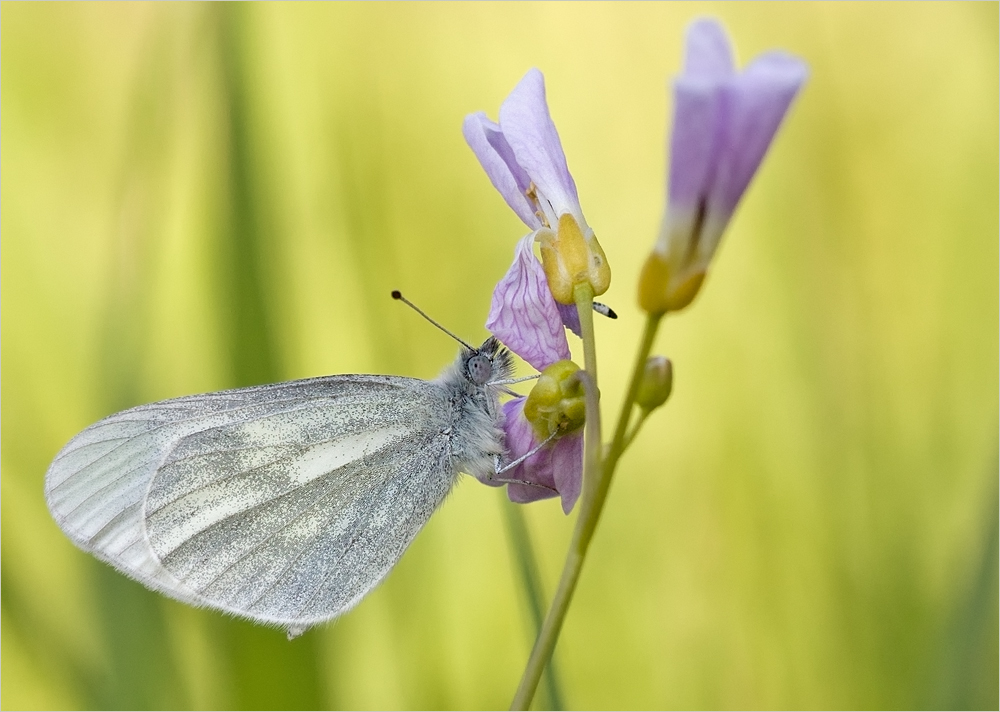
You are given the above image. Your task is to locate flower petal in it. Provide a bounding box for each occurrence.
[498,69,584,228]
[662,28,807,273]
[556,302,582,337]
[501,399,583,513]
[684,18,735,79]
[548,432,583,513]
[463,112,542,229]
[665,75,724,219]
[499,398,555,498]
[660,19,732,256]
[703,51,807,250]
[487,233,571,371]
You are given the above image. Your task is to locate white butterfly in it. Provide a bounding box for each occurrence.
[45,329,522,639]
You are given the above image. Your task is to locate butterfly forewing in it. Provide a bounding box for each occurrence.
[46,374,458,627]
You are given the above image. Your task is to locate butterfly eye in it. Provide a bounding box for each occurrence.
[466,355,492,385]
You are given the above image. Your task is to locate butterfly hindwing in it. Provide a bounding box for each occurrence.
[46,374,457,626]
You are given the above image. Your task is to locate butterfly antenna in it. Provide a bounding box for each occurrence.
[391,291,476,351]
[593,301,617,319]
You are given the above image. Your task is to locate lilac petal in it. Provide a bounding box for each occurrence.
[556,302,581,337]
[501,399,583,513]
[498,69,584,226]
[666,75,724,214]
[549,432,583,514]
[463,113,541,229]
[500,398,556,502]
[487,233,571,371]
[707,51,808,223]
[684,18,735,79]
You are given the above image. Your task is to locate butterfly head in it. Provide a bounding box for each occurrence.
[464,337,514,386]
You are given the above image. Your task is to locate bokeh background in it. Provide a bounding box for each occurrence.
[2,2,997,710]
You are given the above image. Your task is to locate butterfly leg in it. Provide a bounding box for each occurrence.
[487,434,560,494]
[496,430,559,474]
[489,474,559,494]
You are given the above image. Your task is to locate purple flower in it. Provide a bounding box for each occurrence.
[639,18,808,314]
[465,69,610,327]
[463,68,585,239]
[465,69,596,512]
[479,239,585,513]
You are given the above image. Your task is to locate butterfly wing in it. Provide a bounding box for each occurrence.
[45,375,457,628]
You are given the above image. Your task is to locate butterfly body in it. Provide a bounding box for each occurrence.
[45,337,514,636]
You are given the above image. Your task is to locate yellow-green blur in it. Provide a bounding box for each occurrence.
[2,3,996,710]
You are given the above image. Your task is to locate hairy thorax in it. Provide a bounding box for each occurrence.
[436,345,510,483]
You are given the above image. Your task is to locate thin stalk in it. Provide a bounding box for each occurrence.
[511,369,601,710]
[621,410,651,452]
[572,314,661,575]
[501,498,564,710]
[574,282,598,383]
[510,311,662,709]
[609,315,661,458]
[510,285,598,710]
[510,547,583,710]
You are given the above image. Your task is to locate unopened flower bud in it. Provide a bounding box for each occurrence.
[538,213,611,304]
[523,359,586,440]
[635,356,673,411]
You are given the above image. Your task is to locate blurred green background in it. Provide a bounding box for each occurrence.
[2,2,997,709]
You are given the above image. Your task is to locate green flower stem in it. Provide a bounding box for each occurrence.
[609,314,661,455]
[511,369,601,711]
[574,313,661,562]
[501,498,564,710]
[621,409,651,453]
[511,309,662,710]
[574,282,598,383]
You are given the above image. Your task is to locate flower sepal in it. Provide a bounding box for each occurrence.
[638,250,705,314]
[538,213,611,305]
